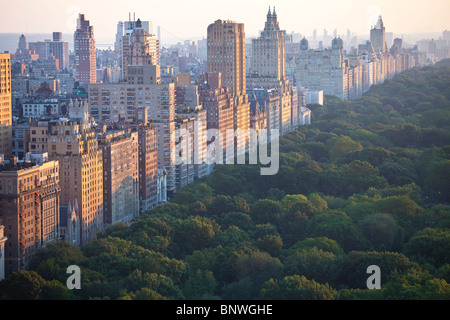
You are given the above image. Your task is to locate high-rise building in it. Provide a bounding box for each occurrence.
[137,125,158,212]
[115,21,124,53]
[207,19,246,96]
[249,7,292,135]
[251,7,286,80]
[176,105,208,182]
[18,35,27,51]
[74,14,96,87]
[47,32,69,70]
[121,18,159,80]
[98,129,139,225]
[48,99,103,245]
[370,16,387,54]
[207,20,250,153]
[295,37,349,100]
[88,71,177,195]
[0,154,60,277]
[0,53,12,158]
[199,72,234,153]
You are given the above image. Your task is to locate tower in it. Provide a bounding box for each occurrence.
[122,18,160,80]
[18,35,27,51]
[0,53,12,158]
[74,14,96,87]
[207,19,246,97]
[300,37,309,51]
[370,16,386,54]
[207,19,250,153]
[249,7,292,135]
[252,6,286,80]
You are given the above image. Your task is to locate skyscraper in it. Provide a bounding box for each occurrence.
[207,19,250,153]
[122,19,160,80]
[0,53,12,158]
[252,6,286,80]
[49,99,103,245]
[74,14,96,87]
[249,7,292,135]
[370,16,387,54]
[207,20,246,97]
[47,32,69,70]
[115,21,124,53]
[18,35,27,51]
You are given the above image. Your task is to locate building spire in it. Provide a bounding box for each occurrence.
[268,6,271,15]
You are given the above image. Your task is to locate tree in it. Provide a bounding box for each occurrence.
[123,269,183,299]
[358,213,402,251]
[233,250,283,284]
[377,196,424,230]
[172,182,214,205]
[261,275,338,300]
[289,237,345,256]
[183,246,242,285]
[28,241,85,282]
[424,160,450,202]
[250,199,284,225]
[306,211,369,252]
[255,235,283,257]
[172,216,220,256]
[219,212,253,231]
[280,194,308,210]
[0,270,46,300]
[277,209,309,247]
[40,280,74,300]
[326,136,363,161]
[181,269,218,299]
[215,226,250,248]
[283,247,343,285]
[378,161,416,186]
[404,228,450,267]
[339,251,419,289]
[133,288,168,300]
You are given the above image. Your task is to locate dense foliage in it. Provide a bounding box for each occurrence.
[1,61,450,300]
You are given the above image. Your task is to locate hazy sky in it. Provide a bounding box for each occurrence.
[1,0,449,44]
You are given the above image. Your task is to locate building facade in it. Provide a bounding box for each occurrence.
[207,20,250,153]
[0,224,6,280]
[48,99,103,245]
[74,14,96,87]
[0,155,60,277]
[99,129,139,225]
[122,19,160,80]
[137,125,158,212]
[0,53,12,158]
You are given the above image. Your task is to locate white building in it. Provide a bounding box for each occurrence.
[22,98,60,117]
[300,107,312,125]
[304,89,324,105]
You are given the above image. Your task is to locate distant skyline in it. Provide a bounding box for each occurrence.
[1,0,449,47]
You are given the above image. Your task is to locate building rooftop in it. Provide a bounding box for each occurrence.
[0,159,38,172]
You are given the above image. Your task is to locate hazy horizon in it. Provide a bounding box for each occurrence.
[0,30,445,54]
[0,0,448,47]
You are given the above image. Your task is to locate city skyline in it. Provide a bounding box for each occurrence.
[1,0,449,47]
